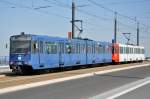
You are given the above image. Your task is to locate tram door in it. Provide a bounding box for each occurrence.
[38,40,45,66]
[59,42,65,67]
[32,40,44,68]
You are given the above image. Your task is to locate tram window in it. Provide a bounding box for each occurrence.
[80,44,84,54]
[109,45,112,54]
[143,49,145,54]
[92,44,95,54]
[120,47,122,54]
[114,47,118,54]
[87,45,91,53]
[75,43,79,54]
[32,41,38,53]
[80,44,84,53]
[139,48,141,54]
[92,44,94,53]
[127,47,129,54]
[123,47,125,54]
[76,44,78,54]
[120,47,123,54]
[129,48,131,54]
[62,43,64,53]
[105,45,108,54]
[124,47,126,54]
[71,45,75,54]
[78,44,80,54]
[101,46,103,53]
[45,42,57,54]
[94,44,96,53]
[84,44,86,54]
[59,42,64,53]
[96,45,99,54]
[40,41,43,53]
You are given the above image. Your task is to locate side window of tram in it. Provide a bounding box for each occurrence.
[113,47,118,54]
[59,42,64,53]
[39,41,43,53]
[32,41,38,53]
[45,42,57,54]
[112,47,117,53]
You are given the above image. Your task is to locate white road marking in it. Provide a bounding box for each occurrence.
[0,64,149,94]
[0,64,148,83]
[91,77,150,99]
[0,73,93,94]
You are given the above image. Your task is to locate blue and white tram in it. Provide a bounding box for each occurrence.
[9,33,112,74]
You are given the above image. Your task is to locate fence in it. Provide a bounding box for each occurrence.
[0,56,9,65]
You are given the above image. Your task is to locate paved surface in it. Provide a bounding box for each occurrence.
[0,67,11,74]
[0,65,150,99]
[117,83,150,99]
[0,63,146,89]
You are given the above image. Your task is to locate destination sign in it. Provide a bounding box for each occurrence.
[10,35,31,41]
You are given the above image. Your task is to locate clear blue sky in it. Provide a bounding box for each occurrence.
[0,0,150,56]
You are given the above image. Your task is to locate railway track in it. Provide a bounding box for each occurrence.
[0,61,149,89]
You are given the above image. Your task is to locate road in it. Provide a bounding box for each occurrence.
[117,83,150,99]
[0,66,10,74]
[1,65,150,99]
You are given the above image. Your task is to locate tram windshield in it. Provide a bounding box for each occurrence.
[10,40,31,54]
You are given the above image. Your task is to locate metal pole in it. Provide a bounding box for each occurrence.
[137,22,139,46]
[72,1,75,39]
[114,12,117,43]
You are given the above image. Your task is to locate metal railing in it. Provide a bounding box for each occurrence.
[0,56,9,65]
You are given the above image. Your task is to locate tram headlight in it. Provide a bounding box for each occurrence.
[9,61,14,65]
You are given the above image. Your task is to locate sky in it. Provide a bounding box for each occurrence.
[0,0,150,56]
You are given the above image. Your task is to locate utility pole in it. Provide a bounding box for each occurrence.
[71,1,83,39]
[114,12,117,43]
[137,22,139,46]
[72,0,75,39]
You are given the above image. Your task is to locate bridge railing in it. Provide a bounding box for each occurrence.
[0,56,9,65]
